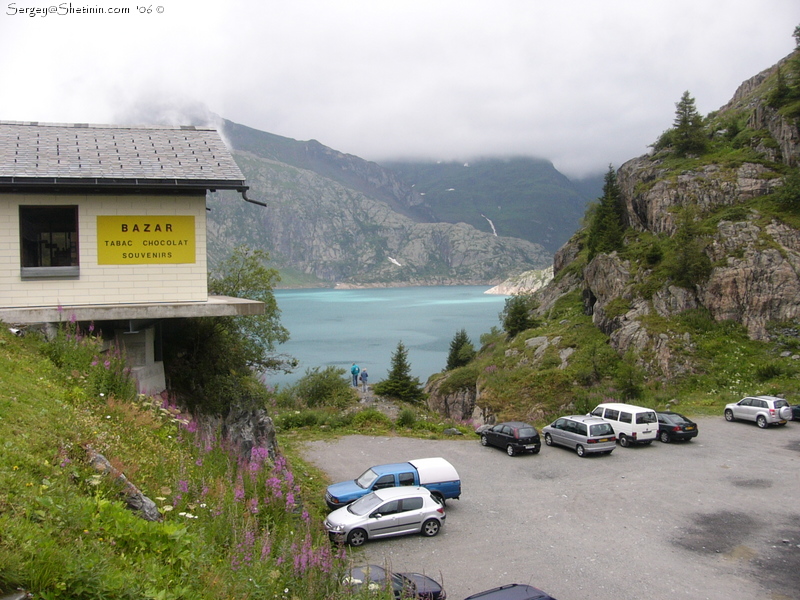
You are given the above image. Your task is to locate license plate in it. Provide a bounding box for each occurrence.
[686,426,695,430]
[598,438,610,442]
[525,444,536,449]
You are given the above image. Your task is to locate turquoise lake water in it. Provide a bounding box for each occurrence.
[266,286,509,388]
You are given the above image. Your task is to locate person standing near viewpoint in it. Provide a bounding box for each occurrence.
[351,363,360,387]
[359,368,368,393]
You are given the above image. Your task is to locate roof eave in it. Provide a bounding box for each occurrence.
[0,176,248,195]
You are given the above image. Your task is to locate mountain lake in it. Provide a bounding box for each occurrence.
[266,286,509,388]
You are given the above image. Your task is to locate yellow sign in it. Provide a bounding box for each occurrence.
[97,216,196,264]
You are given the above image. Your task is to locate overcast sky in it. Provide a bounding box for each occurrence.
[1,0,798,177]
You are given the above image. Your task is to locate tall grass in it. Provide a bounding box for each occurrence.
[0,327,394,599]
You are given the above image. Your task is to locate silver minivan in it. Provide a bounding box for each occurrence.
[542,415,617,456]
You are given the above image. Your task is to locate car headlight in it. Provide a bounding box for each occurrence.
[326,521,345,532]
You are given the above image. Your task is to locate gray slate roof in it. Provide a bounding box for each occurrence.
[0,121,246,191]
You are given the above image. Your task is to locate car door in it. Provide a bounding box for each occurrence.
[371,474,396,492]
[561,419,579,450]
[365,499,402,538]
[733,398,754,421]
[549,419,567,447]
[393,496,425,535]
[487,424,510,449]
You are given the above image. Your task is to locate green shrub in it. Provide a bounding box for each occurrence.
[276,409,320,429]
[755,362,784,382]
[351,408,393,429]
[291,366,356,408]
[396,408,417,428]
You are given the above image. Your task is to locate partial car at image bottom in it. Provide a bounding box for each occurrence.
[463,583,557,600]
[344,564,446,599]
[541,415,616,457]
[324,486,445,546]
[656,411,698,443]
[477,421,541,456]
[724,395,792,428]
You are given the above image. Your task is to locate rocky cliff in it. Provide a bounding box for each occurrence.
[426,50,800,423]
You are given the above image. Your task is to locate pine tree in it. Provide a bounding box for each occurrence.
[586,166,625,260]
[500,294,538,338]
[373,341,425,403]
[666,208,711,288]
[446,329,476,371]
[672,91,707,157]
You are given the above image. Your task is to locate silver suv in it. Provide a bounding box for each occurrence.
[724,395,793,428]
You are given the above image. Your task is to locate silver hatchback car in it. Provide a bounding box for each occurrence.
[324,486,445,546]
[542,415,617,457]
[724,395,793,428]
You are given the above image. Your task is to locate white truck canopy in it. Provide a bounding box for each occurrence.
[408,457,460,484]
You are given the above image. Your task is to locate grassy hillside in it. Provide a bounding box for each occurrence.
[430,289,799,425]
[0,327,356,599]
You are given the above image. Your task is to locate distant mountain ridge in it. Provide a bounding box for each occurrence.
[383,158,596,252]
[207,120,598,286]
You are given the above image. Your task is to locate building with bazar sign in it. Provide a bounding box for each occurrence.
[0,120,265,394]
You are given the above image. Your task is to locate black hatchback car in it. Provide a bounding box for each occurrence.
[656,411,698,443]
[344,565,446,600]
[479,421,541,456]
[464,583,556,600]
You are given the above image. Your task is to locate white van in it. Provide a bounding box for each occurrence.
[590,402,658,447]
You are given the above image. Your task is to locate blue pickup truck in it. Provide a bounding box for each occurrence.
[325,457,461,509]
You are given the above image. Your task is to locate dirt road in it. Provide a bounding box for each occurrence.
[302,418,800,600]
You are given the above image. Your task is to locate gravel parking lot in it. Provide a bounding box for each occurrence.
[301,417,800,600]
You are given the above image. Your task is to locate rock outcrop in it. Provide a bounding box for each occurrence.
[427,51,800,419]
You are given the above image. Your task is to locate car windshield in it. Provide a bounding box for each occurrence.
[348,492,383,516]
[590,423,614,436]
[355,468,379,489]
[636,411,657,424]
[517,427,537,438]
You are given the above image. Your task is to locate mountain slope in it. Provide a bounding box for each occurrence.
[383,157,594,252]
[210,121,553,286]
[207,151,551,286]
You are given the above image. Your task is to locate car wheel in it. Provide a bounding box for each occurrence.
[544,433,553,446]
[480,435,489,447]
[618,434,630,448]
[724,409,734,422]
[347,528,367,547]
[576,444,586,457]
[506,445,516,457]
[531,447,540,454]
[659,431,670,443]
[757,415,768,429]
[421,519,440,537]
